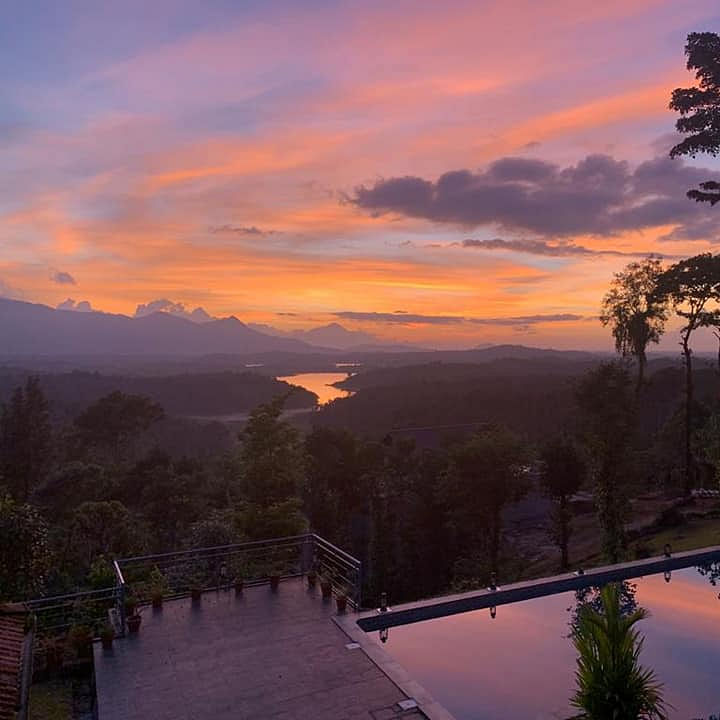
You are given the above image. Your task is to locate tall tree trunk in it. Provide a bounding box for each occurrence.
[559,495,570,571]
[635,352,646,397]
[682,336,693,495]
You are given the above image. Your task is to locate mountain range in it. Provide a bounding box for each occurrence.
[0,298,419,356]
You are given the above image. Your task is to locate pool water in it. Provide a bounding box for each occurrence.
[369,567,720,720]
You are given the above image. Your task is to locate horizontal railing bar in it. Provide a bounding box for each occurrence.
[118,533,313,565]
[27,588,119,606]
[312,534,361,566]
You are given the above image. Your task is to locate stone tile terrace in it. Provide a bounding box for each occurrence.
[94,577,425,720]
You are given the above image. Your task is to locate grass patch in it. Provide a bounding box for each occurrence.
[642,517,720,555]
[29,680,73,720]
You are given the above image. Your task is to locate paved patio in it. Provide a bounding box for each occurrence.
[94,578,425,720]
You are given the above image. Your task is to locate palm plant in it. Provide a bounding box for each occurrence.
[571,583,669,720]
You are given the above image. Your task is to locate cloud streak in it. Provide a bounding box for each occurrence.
[461,238,662,257]
[334,311,582,326]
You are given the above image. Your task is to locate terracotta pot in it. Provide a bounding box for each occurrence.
[269,574,280,591]
[127,614,142,634]
[320,580,332,599]
[307,571,317,588]
[336,594,348,613]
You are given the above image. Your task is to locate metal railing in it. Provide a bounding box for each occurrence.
[114,532,362,613]
[25,533,362,641]
[26,586,121,637]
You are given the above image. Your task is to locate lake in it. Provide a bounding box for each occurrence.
[277,372,353,405]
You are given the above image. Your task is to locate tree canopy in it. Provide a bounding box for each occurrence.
[600,257,668,393]
[670,32,720,204]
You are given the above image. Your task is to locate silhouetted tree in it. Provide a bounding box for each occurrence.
[540,437,586,571]
[576,363,635,563]
[600,258,668,394]
[654,253,720,492]
[670,32,720,205]
[0,377,52,501]
[0,495,51,600]
[74,391,163,463]
[239,395,306,507]
[442,427,528,577]
[68,500,137,569]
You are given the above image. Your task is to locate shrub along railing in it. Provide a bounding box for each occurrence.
[26,586,121,637]
[26,533,362,642]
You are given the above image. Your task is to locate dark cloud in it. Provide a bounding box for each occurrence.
[334,311,582,326]
[57,298,93,312]
[134,299,215,323]
[352,153,720,241]
[461,238,657,257]
[210,225,277,237]
[51,270,76,285]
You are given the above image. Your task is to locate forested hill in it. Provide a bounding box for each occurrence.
[318,361,718,443]
[337,357,599,392]
[0,370,317,419]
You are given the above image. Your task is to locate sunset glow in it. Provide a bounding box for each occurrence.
[3,0,720,349]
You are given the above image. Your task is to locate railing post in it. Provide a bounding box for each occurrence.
[301,534,314,574]
[118,583,126,638]
[355,562,363,610]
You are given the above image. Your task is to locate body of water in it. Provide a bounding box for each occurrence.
[277,372,353,405]
[369,565,720,720]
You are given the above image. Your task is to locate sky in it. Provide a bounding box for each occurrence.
[2,0,720,350]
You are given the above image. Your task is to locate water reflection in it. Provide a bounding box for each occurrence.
[276,372,352,405]
[372,567,720,720]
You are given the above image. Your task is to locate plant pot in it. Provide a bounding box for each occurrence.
[336,594,348,613]
[152,595,163,609]
[320,580,332,599]
[191,587,202,603]
[234,578,244,593]
[307,571,317,588]
[269,574,280,591]
[45,642,64,672]
[124,599,138,617]
[101,632,114,650]
[127,614,142,634]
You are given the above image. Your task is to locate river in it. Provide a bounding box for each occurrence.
[277,372,352,405]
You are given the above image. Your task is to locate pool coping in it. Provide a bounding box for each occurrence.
[334,544,720,720]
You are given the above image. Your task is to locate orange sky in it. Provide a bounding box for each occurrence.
[2,0,720,349]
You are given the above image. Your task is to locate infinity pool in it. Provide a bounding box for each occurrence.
[368,566,720,720]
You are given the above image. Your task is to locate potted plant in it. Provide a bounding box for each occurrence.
[320,575,333,600]
[307,569,317,588]
[149,567,168,609]
[124,597,138,617]
[67,624,93,658]
[336,590,349,613]
[127,608,142,633]
[100,624,115,650]
[234,576,244,594]
[269,572,281,591]
[44,636,64,673]
[124,595,142,633]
